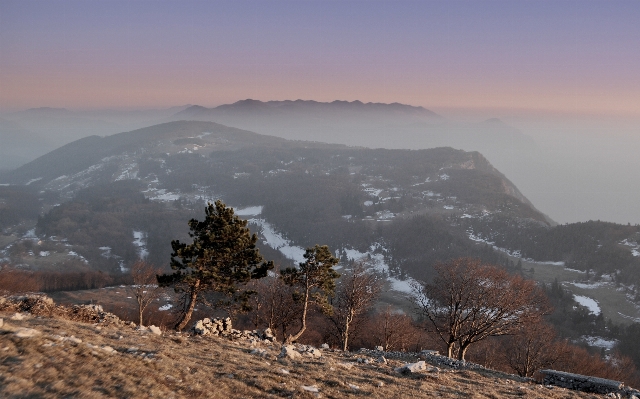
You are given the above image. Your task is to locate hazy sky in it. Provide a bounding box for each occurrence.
[1,0,639,115]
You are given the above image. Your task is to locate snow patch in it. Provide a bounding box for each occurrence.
[133,231,148,260]
[235,206,263,216]
[574,295,601,315]
[25,177,42,185]
[249,219,306,264]
[147,189,181,202]
[580,336,616,349]
[376,210,395,220]
[364,188,383,197]
[341,244,416,295]
[158,304,173,311]
[570,282,610,289]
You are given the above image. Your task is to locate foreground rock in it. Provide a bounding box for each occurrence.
[0,293,124,327]
[541,370,640,397]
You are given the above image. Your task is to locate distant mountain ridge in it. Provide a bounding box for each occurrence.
[175,99,441,119]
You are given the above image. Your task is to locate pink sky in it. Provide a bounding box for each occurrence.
[1,0,639,116]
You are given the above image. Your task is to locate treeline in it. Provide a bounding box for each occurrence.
[381,214,519,281]
[465,217,640,286]
[36,180,195,272]
[0,268,130,292]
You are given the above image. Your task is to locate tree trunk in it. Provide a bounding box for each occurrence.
[458,343,470,361]
[446,341,455,358]
[175,279,200,331]
[138,304,144,327]
[286,285,310,344]
[343,319,351,351]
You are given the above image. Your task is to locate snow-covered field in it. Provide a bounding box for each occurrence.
[573,294,601,315]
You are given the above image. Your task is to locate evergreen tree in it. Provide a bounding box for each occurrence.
[158,200,273,330]
[281,244,340,344]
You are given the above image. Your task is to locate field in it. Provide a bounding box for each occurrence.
[522,259,640,325]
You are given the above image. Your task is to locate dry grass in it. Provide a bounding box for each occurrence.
[0,311,609,399]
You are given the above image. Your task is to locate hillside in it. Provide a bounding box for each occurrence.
[0,121,546,277]
[1,120,640,343]
[0,304,616,399]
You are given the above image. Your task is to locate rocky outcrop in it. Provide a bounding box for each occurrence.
[0,293,124,326]
[541,370,640,397]
[0,293,55,315]
[191,317,276,343]
[278,344,323,360]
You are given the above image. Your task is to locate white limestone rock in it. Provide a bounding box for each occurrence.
[396,360,427,374]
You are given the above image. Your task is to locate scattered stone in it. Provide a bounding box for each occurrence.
[148,325,162,335]
[348,383,360,390]
[102,346,117,354]
[279,345,301,360]
[301,385,319,393]
[338,362,353,370]
[10,313,26,321]
[321,343,329,349]
[396,360,427,374]
[297,344,322,358]
[14,328,40,338]
[127,347,139,353]
[279,368,290,374]
[376,356,387,364]
[374,346,384,351]
[65,336,82,344]
[376,381,385,387]
[251,348,268,357]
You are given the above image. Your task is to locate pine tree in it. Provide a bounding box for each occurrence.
[158,200,273,331]
[281,244,340,344]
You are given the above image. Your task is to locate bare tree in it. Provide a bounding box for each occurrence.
[502,319,564,377]
[248,270,302,340]
[367,306,424,352]
[329,262,382,350]
[130,260,162,326]
[415,258,550,360]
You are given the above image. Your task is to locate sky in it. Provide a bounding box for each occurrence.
[1,0,640,116]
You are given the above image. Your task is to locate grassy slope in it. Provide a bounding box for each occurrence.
[0,311,607,399]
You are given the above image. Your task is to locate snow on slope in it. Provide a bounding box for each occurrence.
[573,294,601,315]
